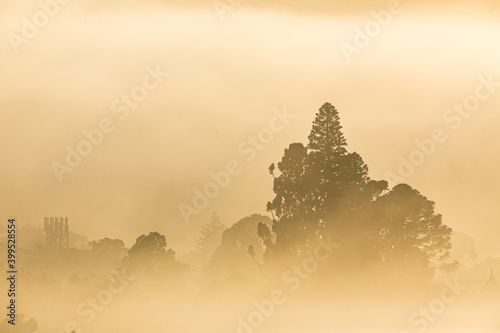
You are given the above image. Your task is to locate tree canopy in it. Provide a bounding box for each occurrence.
[122,232,186,277]
[263,102,454,282]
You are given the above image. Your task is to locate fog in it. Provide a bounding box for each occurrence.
[1,0,500,332]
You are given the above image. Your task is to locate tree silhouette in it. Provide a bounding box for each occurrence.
[267,143,318,256]
[257,222,272,249]
[266,103,386,257]
[262,102,453,282]
[247,245,258,266]
[308,102,347,158]
[208,214,271,280]
[307,102,351,214]
[89,237,126,259]
[373,184,454,280]
[182,212,226,270]
[122,232,186,277]
[307,103,383,218]
[195,212,225,253]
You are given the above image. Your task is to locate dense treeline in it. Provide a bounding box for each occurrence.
[0,103,462,333]
[260,103,455,284]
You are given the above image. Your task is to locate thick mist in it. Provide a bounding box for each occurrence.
[1,1,499,252]
[1,0,500,332]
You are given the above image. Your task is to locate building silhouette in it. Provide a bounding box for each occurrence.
[44,217,69,249]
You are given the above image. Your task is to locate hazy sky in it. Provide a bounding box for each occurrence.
[1,0,499,254]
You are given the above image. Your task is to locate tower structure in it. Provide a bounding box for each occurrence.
[44,217,69,249]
